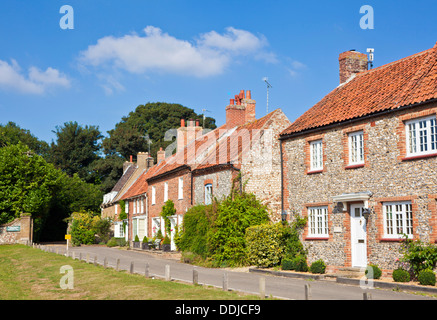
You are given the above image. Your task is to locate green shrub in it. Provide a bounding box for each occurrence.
[400,237,437,278]
[281,258,294,270]
[163,235,171,245]
[292,255,308,272]
[207,192,270,267]
[177,204,216,258]
[392,268,410,282]
[365,264,382,280]
[134,235,140,242]
[310,259,326,274]
[418,269,436,286]
[107,237,127,247]
[246,223,285,268]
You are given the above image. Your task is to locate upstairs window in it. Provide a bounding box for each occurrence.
[348,131,364,165]
[151,186,156,205]
[310,140,323,171]
[178,177,183,200]
[164,182,168,202]
[406,116,437,157]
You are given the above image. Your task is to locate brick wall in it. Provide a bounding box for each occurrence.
[147,169,191,236]
[282,101,437,271]
[0,214,33,244]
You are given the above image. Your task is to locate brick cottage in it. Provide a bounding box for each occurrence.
[102,90,290,248]
[279,42,437,273]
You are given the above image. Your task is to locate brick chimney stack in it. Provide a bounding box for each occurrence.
[225,89,256,128]
[157,147,165,164]
[177,118,203,153]
[339,50,368,84]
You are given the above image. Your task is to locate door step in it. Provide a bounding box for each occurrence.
[335,267,365,279]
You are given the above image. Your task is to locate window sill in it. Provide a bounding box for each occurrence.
[304,237,329,241]
[402,152,437,161]
[307,169,323,175]
[380,237,412,242]
[345,163,365,170]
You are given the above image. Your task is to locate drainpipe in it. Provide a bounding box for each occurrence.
[280,139,284,215]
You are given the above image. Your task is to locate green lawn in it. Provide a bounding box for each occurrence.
[0,244,260,300]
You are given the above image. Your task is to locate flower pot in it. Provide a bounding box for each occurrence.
[141,242,149,250]
[133,241,140,249]
[162,244,171,252]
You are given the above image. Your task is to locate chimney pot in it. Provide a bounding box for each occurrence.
[130,155,133,162]
[239,90,244,99]
[230,99,234,105]
[195,119,200,127]
[246,90,251,99]
[181,119,185,127]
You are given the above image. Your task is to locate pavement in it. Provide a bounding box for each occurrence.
[39,244,437,300]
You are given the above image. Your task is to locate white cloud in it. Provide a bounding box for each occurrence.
[0,59,70,94]
[79,26,275,78]
[287,59,307,77]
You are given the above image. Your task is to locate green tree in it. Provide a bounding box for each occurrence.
[0,122,50,158]
[49,121,103,184]
[103,102,216,161]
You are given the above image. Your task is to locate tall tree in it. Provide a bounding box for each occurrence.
[0,122,50,158]
[49,121,103,184]
[103,102,216,161]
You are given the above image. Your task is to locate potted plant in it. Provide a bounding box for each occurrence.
[142,236,149,250]
[162,235,171,252]
[133,235,140,249]
[156,229,163,250]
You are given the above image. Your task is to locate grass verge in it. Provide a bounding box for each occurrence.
[0,244,261,300]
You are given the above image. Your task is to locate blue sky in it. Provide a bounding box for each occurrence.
[1,0,436,143]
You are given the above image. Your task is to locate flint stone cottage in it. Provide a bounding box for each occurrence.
[280,42,437,273]
[102,90,291,248]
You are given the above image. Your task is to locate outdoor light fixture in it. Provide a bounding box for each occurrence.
[281,210,288,222]
[362,208,371,220]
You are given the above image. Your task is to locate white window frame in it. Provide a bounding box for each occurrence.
[309,139,323,171]
[205,183,212,205]
[406,115,437,157]
[383,201,413,239]
[140,197,144,213]
[178,177,183,200]
[133,199,137,214]
[164,182,168,202]
[151,186,156,205]
[308,206,329,238]
[348,131,364,165]
[125,200,129,213]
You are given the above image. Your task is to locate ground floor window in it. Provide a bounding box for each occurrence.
[383,201,413,238]
[308,206,329,237]
[114,222,124,238]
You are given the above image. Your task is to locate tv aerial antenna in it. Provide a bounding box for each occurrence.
[367,48,374,69]
[201,108,210,125]
[263,77,272,114]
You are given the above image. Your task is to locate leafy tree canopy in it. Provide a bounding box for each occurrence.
[103,102,216,161]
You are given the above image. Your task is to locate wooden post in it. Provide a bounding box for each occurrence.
[363,292,372,300]
[304,284,311,300]
[145,263,149,278]
[94,255,97,266]
[193,269,198,285]
[86,253,90,263]
[130,261,134,274]
[259,277,266,299]
[116,258,120,271]
[165,264,171,281]
[104,257,107,268]
[223,273,228,291]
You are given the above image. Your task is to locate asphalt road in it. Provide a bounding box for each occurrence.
[48,245,436,300]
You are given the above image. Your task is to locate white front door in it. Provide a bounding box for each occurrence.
[169,216,177,251]
[350,204,367,268]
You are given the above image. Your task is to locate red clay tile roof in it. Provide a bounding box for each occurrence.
[280,42,437,137]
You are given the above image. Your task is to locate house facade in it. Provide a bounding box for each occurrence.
[106,89,290,247]
[280,43,437,273]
